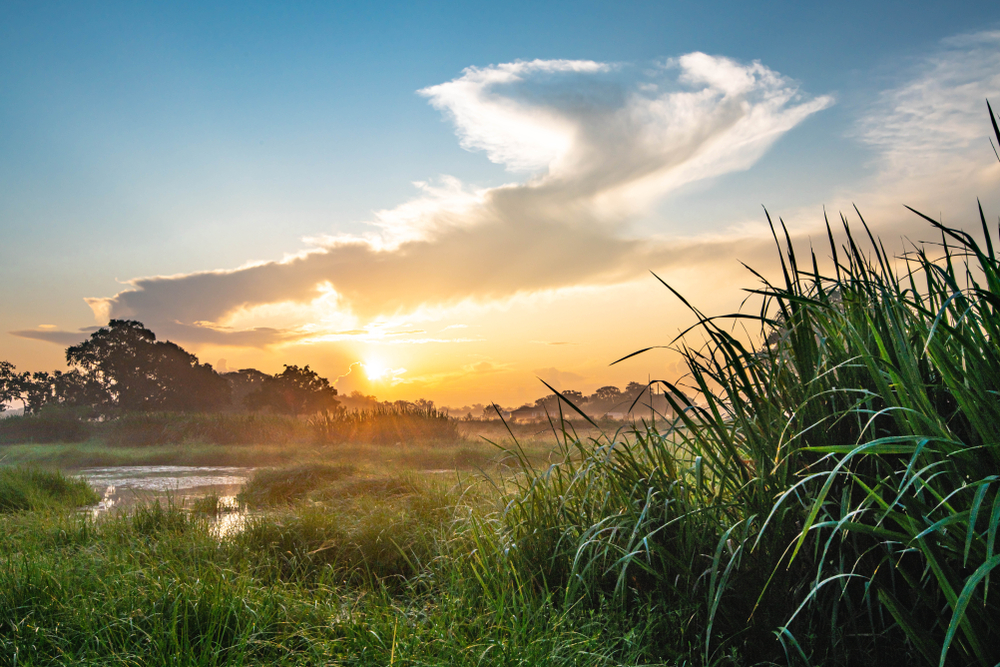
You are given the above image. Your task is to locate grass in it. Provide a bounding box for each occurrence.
[237,462,355,507]
[0,421,558,473]
[492,204,1000,664]
[311,403,460,444]
[0,466,98,512]
[0,468,653,666]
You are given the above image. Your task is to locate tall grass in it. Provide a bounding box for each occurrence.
[102,411,309,446]
[494,105,1000,665]
[497,208,1000,664]
[0,477,647,665]
[312,403,459,444]
[0,407,94,444]
[0,466,98,512]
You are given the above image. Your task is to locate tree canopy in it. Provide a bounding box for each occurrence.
[245,365,339,416]
[65,320,230,413]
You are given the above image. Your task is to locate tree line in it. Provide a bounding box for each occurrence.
[0,320,339,417]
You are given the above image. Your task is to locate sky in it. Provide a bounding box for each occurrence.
[2,1,999,408]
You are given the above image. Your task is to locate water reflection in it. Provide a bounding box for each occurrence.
[79,466,255,535]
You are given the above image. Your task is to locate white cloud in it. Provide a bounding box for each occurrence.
[861,30,1000,186]
[81,55,832,347]
[419,59,611,172]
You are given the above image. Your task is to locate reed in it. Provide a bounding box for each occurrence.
[311,403,459,444]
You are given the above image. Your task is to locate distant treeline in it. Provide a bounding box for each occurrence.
[438,382,673,422]
[0,320,338,417]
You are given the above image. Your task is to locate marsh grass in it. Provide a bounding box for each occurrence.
[312,403,460,444]
[0,466,98,512]
[237,462,355,507]
[101,411,310,446]
[0,408,94,444]
[0,469,650,666]
[493,196,1000,665]
[0,441,301,469]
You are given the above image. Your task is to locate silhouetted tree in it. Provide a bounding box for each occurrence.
[224,368,271,410]
[625,381,647,396]
[593,385,622,401]
[65,319,230,413]
[0,361,24,413]
[246,365,338,416]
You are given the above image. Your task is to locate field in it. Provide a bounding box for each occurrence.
[3,209,1000,665]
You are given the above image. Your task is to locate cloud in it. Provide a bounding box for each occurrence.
[84,55,832,347]
[9,328,96,346]
[861,31,1000,179]
[847,30,1000,227]
[534,367,586,390]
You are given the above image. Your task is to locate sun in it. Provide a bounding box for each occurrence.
[363,358,390,381]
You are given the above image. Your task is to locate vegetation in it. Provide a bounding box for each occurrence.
[312,401,460,444]
[0,320,340,417]
[237,462,355,507]
[493,105,1000,662]
[0,466,97,512]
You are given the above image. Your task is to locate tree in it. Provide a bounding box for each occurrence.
[0,361,24,413]
[246,365,339,416]
[224,368,271,410]
[66,319,230,413]
[21,371,54,414]
[593,385,622,401]
[625,381,647,396]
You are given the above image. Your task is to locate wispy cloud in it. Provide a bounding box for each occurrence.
[9,327,99,346]
[847,30,1000,226]
[78,55,831,347]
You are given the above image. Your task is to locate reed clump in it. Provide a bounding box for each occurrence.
[0,466,98,512]
[497,197,1000,665]
[311,403,459,444]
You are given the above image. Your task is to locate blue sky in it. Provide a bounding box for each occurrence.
[2,1,999,406]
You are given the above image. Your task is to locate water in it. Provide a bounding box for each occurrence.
[79,465,255,535]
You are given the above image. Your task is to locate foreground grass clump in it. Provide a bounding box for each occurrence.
[497,200,1000,664]
[0,466,98,512]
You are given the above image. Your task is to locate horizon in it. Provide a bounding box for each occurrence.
[3,2,999,408]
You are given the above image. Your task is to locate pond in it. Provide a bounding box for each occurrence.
[80,465,255,534]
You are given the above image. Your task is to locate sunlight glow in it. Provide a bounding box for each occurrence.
[363,358,391,381]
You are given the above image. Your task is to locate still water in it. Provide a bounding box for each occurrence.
[79,465,255,535]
